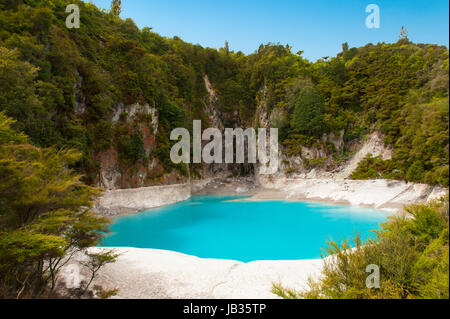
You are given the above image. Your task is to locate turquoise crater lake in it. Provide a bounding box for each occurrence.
[101,196,391,262]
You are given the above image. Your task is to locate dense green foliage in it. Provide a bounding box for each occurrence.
[292,87,325,138]
[0,0,448,186]
[350,154,402,180]
[0,112,115,298]
[273,198,449,299]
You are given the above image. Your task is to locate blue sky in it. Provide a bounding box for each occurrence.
[88,0,449,61]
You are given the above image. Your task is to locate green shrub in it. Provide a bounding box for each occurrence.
[406,161,425,183]
[351,154,397,180]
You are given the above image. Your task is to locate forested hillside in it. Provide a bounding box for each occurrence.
[0,0,448,187]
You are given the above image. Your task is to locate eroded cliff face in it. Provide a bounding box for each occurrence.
[252,85,392,181]
[94,75,399,190]
[197,75,232,179]
[203,75,224,130]
[274,130,393,180]
[93,75,243,190]
[195,75,255,180]
[95,102,187,190]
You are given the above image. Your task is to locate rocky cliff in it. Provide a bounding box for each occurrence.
[94,74,415,190]
[95,102,189,190]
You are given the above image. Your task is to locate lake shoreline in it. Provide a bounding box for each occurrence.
[94,177,448,217]
[78,178,448,298]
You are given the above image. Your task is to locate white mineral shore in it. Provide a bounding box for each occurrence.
[254,178,448,214]
[61,247,324,299]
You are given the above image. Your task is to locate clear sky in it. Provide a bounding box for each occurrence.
[88,0,449,61]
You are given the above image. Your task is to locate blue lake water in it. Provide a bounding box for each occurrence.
[101,196,391,262]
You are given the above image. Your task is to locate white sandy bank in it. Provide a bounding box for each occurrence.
[61,247,323,299]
